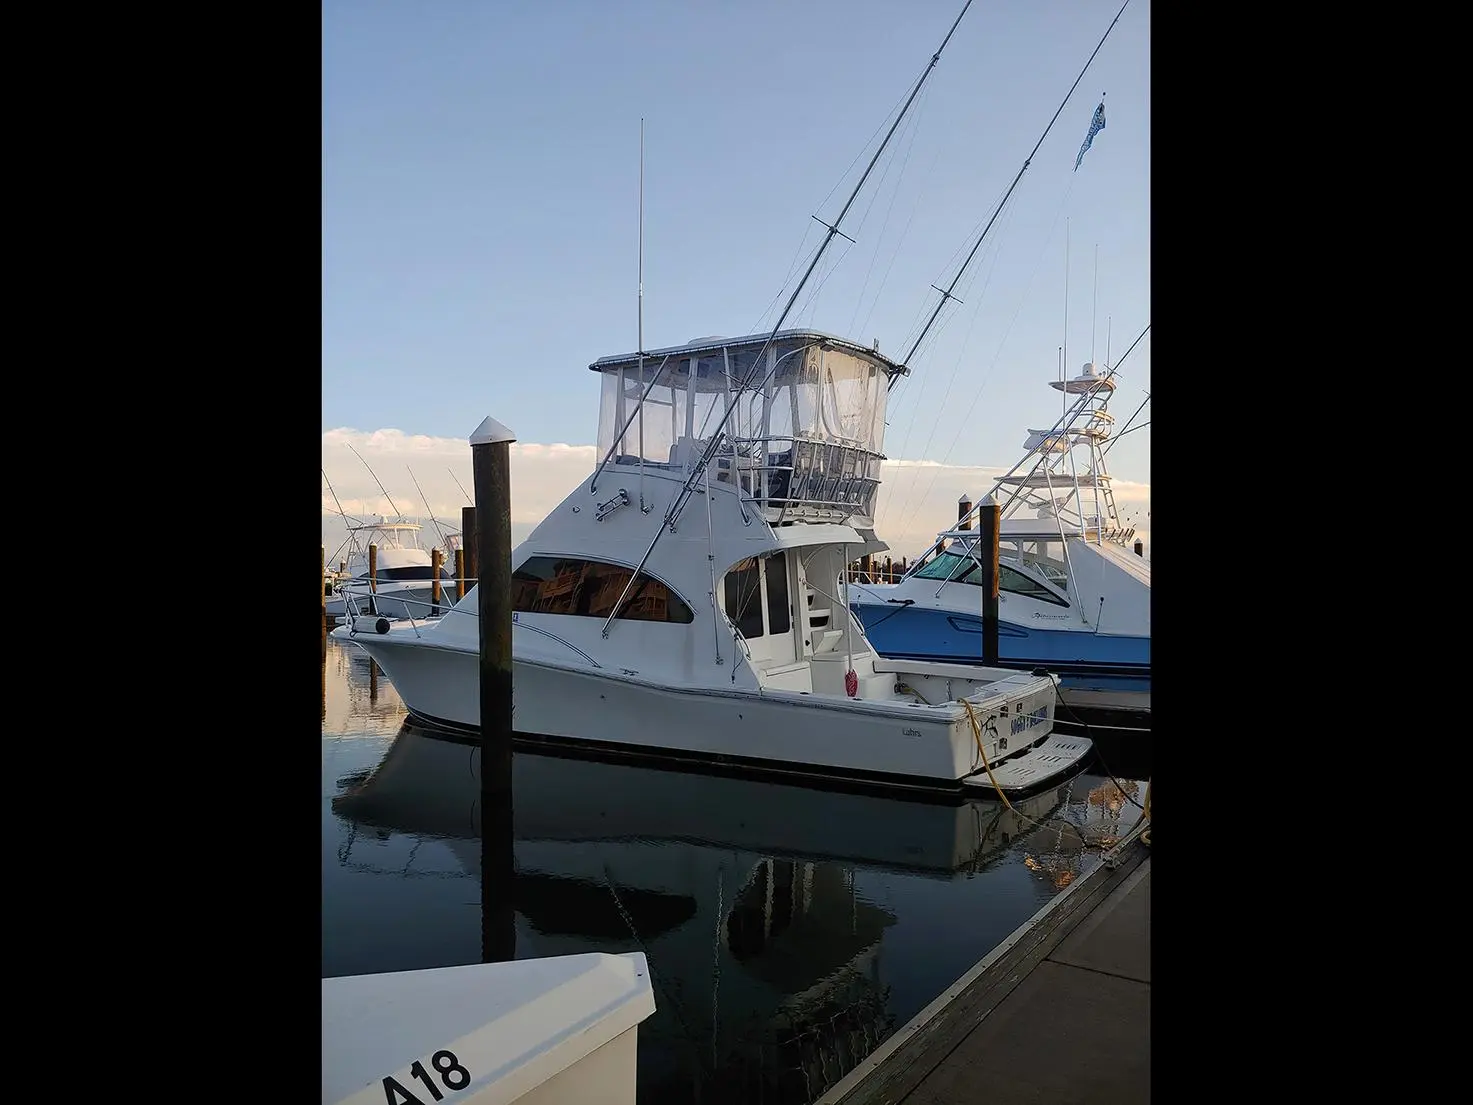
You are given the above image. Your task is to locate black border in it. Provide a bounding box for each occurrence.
[110,0,1341,1094]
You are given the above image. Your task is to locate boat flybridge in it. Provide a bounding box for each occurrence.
[334,329,1092,797]
[850,357,1150,720]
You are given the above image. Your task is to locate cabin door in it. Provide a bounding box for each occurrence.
[722,551,797,669]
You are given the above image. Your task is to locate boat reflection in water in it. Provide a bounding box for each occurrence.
[322,643,406,735]
[328,722,1128,1104]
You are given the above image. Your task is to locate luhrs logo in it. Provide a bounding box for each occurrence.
[1010,706,1049,735]
[383,1050,470,1103]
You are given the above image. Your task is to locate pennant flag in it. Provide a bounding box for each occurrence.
[1074,100,1106,171]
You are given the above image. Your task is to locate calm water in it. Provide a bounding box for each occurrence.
[321,635,1149,1105]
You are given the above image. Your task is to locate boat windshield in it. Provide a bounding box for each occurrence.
[911,549,1069,604]
[913,551,977,583]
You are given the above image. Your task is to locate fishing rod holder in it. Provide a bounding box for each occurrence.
[595,489,630,522]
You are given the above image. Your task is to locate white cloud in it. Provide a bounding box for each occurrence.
[322,429,1150,567]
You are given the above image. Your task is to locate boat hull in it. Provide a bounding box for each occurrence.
[334,629,1089,797]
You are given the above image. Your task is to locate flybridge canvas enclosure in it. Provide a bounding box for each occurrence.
[591,330,906,524]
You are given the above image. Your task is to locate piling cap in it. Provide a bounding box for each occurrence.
[470,416,517,446]
[958,493,971,503]
[978,493,997,506]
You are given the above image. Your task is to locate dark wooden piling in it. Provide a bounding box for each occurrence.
[957,493,972,530]
[978,493,1000,664]
[462,505,479,595]
[430,548,443,616]
[454,548,467,603]
[321,545,328,636]
[1134,539,1144,557]
[367,543,378,616]
[471,416,517,965]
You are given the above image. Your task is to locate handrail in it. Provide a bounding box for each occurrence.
[510,621,603,668]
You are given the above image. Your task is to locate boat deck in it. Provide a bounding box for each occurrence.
[816,834,1150,1104]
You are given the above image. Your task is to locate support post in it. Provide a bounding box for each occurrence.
[431,548,443,616]
[462,506,479,594]
[471,416,517,965]
[367,544,378,616]
[978,493,1000,665]
[957,493,972,529]
[455,548,467,603]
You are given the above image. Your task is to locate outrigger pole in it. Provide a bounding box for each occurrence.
[888,0,1133,390]
[599,0,979,638]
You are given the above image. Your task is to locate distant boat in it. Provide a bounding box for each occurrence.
[325,517,458,622]
[849,358,1149,723]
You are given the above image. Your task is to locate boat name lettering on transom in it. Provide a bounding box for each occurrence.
[382,1049,470,1104]
[1010,706,1049,735]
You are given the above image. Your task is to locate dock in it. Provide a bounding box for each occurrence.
[816,830,1150,1105]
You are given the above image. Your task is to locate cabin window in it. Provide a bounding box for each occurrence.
[723,558,765,639]
[911,551,1067,606]
[999,564,1066,604]
[512,556,694,623]
[374,565,455,582]
[765,552,790,634]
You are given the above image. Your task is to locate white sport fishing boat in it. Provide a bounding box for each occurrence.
[332,0,1091,797]
[334,330,1091,797]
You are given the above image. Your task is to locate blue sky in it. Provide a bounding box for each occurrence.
[322,0,1150,558]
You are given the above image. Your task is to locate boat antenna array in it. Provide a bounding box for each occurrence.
[890,0,1133,390]
[598,0,979,637]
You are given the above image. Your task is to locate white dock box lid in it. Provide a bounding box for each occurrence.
[323,951,656,1104]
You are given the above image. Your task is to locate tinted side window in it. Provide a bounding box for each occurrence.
[723,558,765,639]
[765,553,790,635]
[999,564,1067,606]
[512,557,694,623]
[377,565,442,582]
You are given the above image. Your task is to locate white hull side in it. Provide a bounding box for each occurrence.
[339,632,1063,790]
